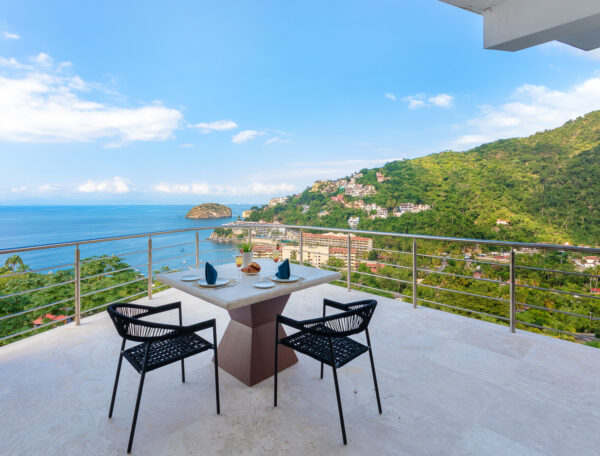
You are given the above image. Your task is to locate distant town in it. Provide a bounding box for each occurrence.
[243,171,432,229]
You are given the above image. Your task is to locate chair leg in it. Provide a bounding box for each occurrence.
[274,322,279,407]
[127,344,150,454]
[366,330,382,414]
[329,338,347,445]
[320,303,326,380]
[212,325,220,415]
[179,306,186,383]
[331,364,347,445]
[109,338,126,418]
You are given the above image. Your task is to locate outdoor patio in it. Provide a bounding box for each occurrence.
[1,283,599,455]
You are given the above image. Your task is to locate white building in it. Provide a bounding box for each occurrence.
[348,216,360,229]
[268,196,289,207]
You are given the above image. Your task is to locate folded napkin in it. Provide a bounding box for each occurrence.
[276,259,290,279]
[205,262,218,285]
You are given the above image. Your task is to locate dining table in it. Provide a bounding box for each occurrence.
[156,259,342,386]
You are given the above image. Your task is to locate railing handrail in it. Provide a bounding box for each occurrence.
[2,223,600,255]
[1,220,599,345]
[0,226,225,254]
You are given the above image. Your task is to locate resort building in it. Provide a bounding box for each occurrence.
[302,232,373,254]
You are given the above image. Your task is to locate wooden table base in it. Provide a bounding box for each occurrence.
[216,294,298,386]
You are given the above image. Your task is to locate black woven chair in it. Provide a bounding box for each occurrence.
[274,298,381,445]
[107,302,220,453]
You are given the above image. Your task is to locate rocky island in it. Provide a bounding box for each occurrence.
[185,203,232,219]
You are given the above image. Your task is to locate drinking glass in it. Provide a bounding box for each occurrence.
[272,249,280,278]
[235,254,243,280]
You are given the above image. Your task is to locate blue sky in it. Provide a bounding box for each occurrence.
[1,0,600,205]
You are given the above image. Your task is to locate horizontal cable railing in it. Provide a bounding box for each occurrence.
[151,241,196,252]
[1,222,599,346]
[418,268,507,285]
[1,262,75,279]
[81,263,148,281]
[0,280,75,300]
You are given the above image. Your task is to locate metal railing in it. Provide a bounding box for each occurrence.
[1,223,599,345]
[0,226,238,343]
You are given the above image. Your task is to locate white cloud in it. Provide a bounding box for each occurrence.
[232,130,265,144]
[9,184,58,194]
[0,56,30,69]
[404,93,453,109]
[77,177,132,194]
[153,181,295,196]
[428,93,453,108]
[38,184,58,193]
[0,54,182,144]
[455,77,600,148]
[30,52,53,66]
[265,136,291,145]
[385,92,396,102]
[3,32,20,40]
[191,119,238,133]
[404,95,426,110]
[180,143,194,148]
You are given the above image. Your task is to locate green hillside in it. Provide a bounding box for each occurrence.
[250,111,600,245]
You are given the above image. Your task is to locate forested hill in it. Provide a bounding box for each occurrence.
[248,111,600,245]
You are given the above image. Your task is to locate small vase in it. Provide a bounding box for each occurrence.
[242,251,254,267]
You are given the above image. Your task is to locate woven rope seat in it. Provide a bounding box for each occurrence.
[106,302,220,454]
[280,329,368,368]
[124,333,212,374]
[274,298,382,445]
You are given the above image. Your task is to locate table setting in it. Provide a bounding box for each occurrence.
[157,258,341,386]
[180,255,304,292]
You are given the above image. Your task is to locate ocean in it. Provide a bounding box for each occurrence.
[0,205,253,274]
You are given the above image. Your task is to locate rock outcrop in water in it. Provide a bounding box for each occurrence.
[185,203,232,219]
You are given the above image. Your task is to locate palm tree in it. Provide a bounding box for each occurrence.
[4,255,27,273]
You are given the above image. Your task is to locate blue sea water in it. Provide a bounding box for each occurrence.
[0,205,252,274]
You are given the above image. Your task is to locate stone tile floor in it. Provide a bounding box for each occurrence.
[1,284,598,455]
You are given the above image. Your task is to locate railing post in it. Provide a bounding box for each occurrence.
[299,229,304,265]
[510,248,516,333]
[347,234,352,292]
[75,244,81,326]
[248,227,252,246]
[148,236,153,300]
[195,230,200,269]
[412,239,418,309]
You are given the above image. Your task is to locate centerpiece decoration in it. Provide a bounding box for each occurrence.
[239,242,254,267]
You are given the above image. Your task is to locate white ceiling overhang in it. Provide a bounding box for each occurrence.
[440,0,600,51]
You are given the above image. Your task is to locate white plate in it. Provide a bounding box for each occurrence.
[242,271,260,275]
[181,275,202,282]
[197,278,229,287]
[253,282,275,289]
[271,275,300,283]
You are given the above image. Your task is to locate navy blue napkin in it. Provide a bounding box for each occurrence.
[205,262,218,285]
[276,259,290,279]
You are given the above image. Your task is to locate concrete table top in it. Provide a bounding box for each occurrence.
[156,259,342,311]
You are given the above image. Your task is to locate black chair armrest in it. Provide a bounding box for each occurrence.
[276,314,305,331]
[324,299,376,312]
[323,299,350,311]
[180,318,216,334]
[293,301,377,338]
[132,317,215,341]
[114,302,181,320]
[143,301,181,317]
